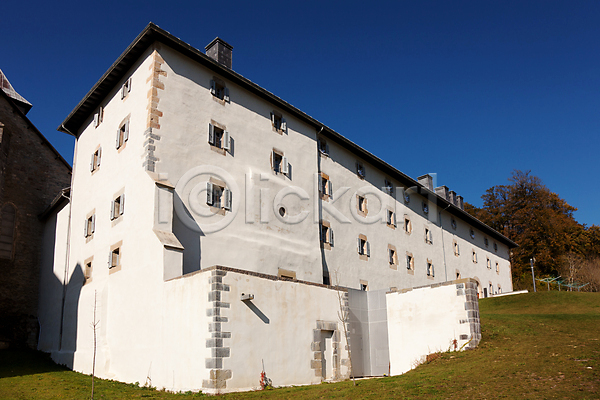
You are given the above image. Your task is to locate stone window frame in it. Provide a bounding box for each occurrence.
[486,257,491,269]
[109,240,123,274]
[422,201,429,215]
[319,172,332,201]
[120,76,132,100]
[404,215,412,234]
[320,220,333,250]
[424,227,433,245]
[84,210,96,243]
[453,240,460,257]
[388,244,398,269]
[496,262,500,274]
[210,77,230,104]
[455,269,461,279]
[406,252,415,274]
[110,188,125,226]
[384,179,394,196]
[270,110,287,134]
[356,194,368,217]
[116,115,130,153]
[426,259,435,279]
[270,148,289,176]
[208,120,230,155]
[84,256,94,284]
[317,137,329,156]
[90,146,102,174]
[472,249,478,264]
[360,280,368,291]
[386,209,396,229]
[357,234,369,261]
[207,177,231,215]
[93,106,104,128]
[277,268,296,280]
[356,161,365,179]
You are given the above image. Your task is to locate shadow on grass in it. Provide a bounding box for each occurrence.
[0,349,67,379]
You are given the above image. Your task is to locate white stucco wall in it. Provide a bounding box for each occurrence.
[386,280,478,376]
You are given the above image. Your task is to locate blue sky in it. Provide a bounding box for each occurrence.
[2,1,599,226]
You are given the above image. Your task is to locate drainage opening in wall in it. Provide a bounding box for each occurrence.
[279,206,286,217]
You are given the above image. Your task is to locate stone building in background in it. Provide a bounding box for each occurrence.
[0,69,72,348]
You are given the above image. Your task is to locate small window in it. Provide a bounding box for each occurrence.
[210,79,229,102]
[425,228,433,244]
[498,284,502,293]
[318,137,329,155]
[356,161,365,178]
[388,248,397,266]
[90,147,102,173]
[470,228,475,239]
[422,201,429,214]
[456,270,461,279]
[206,181,232,211]
[404,191,410,204]
[121,77,132,100]
[208,123,231,152]
[278,268,296,280]
[384,179,393,196]
[406,254,414,271]
[360,282,368,291]
[404,216,412,234]
[110,194,125,220]
[489,283,494,296]
[109,247,120,269]
[84,261,93,283]
[451,218,457,230]
[484,237,489,247]
[386,210,396,228]
[496,262,500,274]
[319,174,332,198]
[472,250,478,263]
[270,111,286,132]
[116,120,129,150]
[494,242,498,252]
[357,236,370,257]
[84,214,95,238]
[272,150,289,175]
[320,223,334,247]
[427,260,434,277]
[453,241,460,256]
[487,257,491,269]
[357,195,367,216]
[93,107,104,128]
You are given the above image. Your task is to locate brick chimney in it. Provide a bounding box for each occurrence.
[205,37,233,69]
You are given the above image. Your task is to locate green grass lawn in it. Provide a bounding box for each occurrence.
[1,291,598,399]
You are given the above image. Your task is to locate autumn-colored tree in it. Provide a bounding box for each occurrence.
[467,170,589,290]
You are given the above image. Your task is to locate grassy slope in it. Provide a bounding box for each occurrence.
[1,292,598,399]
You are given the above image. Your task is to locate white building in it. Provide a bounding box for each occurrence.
[38,23,517,393]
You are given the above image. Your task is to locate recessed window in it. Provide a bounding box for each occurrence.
[93,107,104,128]
[453,241,460,256]
[498,284,502,293]
[496,262,500,274]
[121,77,132,100]
[116,119,129,150]
[279,206,286,217]
[425,228,433,244]
[386,210,396,228]
[427,260,435,277]
[456,270,461,279]
[109,247,120,269]
[206,181,231,211]
[470,228,475,239]
[208,123,231,152]
[404,191,410,204]
[451,218,457,230]
[484,237,489,247]
[84,214,96,238]
[210,78,229,102]
[84,260,93,283]
[422,201,429,214]
[472,250,478,263]
[272,150,289,175]
[384,179,393,196]
[110,194,125,220]
[320,223,333,247]
[278,268,296,280]
[270,111,286,132]
[356,161,365,179]
[357,236,370,257]
[406,254,414,271]
[487,257,491,269]
[90,147,102,173]
[318,137,329,155]
[494,242,498,252]
[360,282,368,291]
[404,216,412,234]
[388,247,397,266]
[357,195,367,216]
[319,173,332,199]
